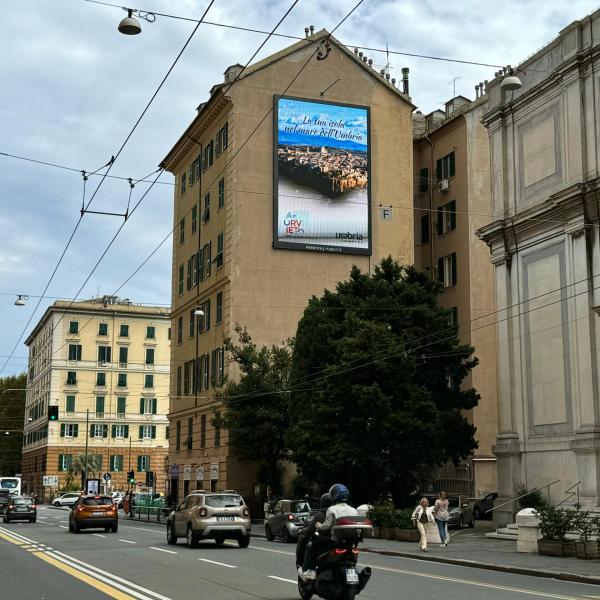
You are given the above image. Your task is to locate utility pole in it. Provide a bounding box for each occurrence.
[83,409,89,491]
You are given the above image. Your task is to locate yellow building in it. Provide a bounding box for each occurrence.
[160,29,415,503]
[22,296,170,495]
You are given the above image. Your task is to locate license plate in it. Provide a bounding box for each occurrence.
[345,568,359,584]
[217,515,235,522]
[91,511,104,516]
[15,507,28,511]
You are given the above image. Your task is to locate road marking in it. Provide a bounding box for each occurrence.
[59,525,68,529]
[149,546,177,555]
[119,539,137,544]
[0,530,24,545]
[250,545,294,556]
[59,520,68,523]
[199,558,237,568]
[120,525,164,534]
[268,575,296,584]
[93,533,106,538]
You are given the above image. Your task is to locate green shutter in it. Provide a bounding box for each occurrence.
[436,158,442,180]
[90,424,95,437]
[103,424,108,438]
[152,398,157,414]
[450,200,457,230]
[437,206,443,235]
[66,395,75,412]
[449,152,456,177]
[117,397,126,414]
[73,424,79,438]
[139,425,143,440]
[438,257,444,283]
[140,398,145,414]
[124,425,129,439]
[451,253,457,285]
[58,454,63,471]
[151,426,156,439]
[60,424,65,437]
[111,424,116,438]
[137,456,142,472]
[118,456,123,471]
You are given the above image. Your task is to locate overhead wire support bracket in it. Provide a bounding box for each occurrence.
[81,156,129,219]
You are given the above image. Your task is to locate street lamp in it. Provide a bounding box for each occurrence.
[117,8,156,35]
[501,67,522,92]
[14,295,28,306]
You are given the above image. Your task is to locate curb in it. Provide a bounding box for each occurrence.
[362,547,600,586]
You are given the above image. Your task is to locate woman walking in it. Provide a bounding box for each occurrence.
[411,497,434,551]
[433,491,450,547]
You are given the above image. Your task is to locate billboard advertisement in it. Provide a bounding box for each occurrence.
[273,96,371,255]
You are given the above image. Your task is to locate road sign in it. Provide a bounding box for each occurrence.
[43,475,59,486]
[103,472,111,482]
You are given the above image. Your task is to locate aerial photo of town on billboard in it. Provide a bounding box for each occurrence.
[274,96,371,255]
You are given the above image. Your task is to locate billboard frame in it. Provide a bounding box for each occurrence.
[272,94,372,256]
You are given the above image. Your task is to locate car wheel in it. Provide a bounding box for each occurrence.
[187,525,198,548]
[31,518,36,523]
[3,517,8,523]
[167,523,177,545]
[111,523,118,533]
[283,527,293,543]
[458,515,464,529]
[105,527,111,532]
[53,501,61,507]
[69,521,74,532]
[265,524,275,542]
[74,522,81,534]
[238,535,250,548]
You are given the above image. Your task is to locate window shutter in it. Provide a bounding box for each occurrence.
[124,425,129,439]
[151,426,156,439]
[140,398,145,414]
[197,248,204,280]
[90,424,95,437]
[152,398,157,414]
[103,424,108,438]
[146,456,151,471]
[58,454,63,470]
[450,200,457,230]
[137,456,142,472]
[436,158,443,180]
[449,152,456,177]
[111,424,116,438]
[211,350,217,385]
[60,424,65,437]
[73,424,79,438]
[437,257,444,283]
[139,426,143,440]
[206,241,212,277]
[437,206,443,235]
[451,253,457,285]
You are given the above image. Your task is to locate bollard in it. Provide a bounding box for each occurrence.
[516,508,541,553]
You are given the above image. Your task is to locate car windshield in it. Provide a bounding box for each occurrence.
[82,497,112,506]
[13,498,33,505]
[1,479,18,489]
[448,498,460,508]
[205,495,243,508]
[291,501,310,513]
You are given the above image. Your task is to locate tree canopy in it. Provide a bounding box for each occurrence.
[287,258,479,505]
[0,373,26,476]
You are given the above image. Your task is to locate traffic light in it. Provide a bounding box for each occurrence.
[48,406,59,421]
[127,470,135,484]
[145,471,154,487]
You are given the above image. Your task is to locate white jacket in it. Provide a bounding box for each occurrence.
[411,505,434,523]
[319,502,358,532]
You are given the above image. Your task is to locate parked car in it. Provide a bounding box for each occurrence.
[0,489,11,514]
[473,492,498,520]
[53,492,80,507]
[166,491,251,548]
[265,499,311,542]
[69,495,118,533]
[447,495,475,529]
[3,496,36,523]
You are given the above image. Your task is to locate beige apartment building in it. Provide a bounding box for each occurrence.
[413,92,498,497]
[22,297,170,495]
[160,29,414,503]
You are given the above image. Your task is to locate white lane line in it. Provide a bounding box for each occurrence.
[59,525,68,529]
[250,545,294,556]
[149,546,177,554]
[268,575,296,584]
[199,558,237,569]
[92,533,106,538]
[59,520,68,523]
[119,539,137,544]
[120,525,165,534]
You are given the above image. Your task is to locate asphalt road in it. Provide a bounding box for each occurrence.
[0,505,598,600]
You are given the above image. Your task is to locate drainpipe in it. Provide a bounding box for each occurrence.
[424,134,435,278]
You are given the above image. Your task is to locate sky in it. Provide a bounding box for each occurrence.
[0,0,598,376]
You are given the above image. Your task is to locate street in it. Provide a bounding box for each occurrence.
[0,505,596,600]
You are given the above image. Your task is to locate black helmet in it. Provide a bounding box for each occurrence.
[319,492,332,509]
[329,483,350,504]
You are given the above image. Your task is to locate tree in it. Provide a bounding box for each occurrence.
[216,325,292,495]
[0,374,26,475]
[68,454,102,489]
[287,258,479,505]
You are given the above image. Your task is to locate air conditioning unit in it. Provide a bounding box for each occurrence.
[439,179,449,192]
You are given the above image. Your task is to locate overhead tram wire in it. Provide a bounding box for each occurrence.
[0,0,217,377]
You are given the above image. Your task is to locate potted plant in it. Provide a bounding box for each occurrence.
[368,501,394,539]
[537,506,575,557]
[395,508,420,542]
[573,513,600,560]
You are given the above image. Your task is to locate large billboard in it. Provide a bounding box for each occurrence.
[273,96,371,255]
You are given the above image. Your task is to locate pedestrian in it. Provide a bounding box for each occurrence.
[433,491,450,547]
[411,497,434,551]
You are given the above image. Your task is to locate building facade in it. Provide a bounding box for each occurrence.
[22,297,170,496]
[477,10,600,521]
[413,92,498,497]
[161,29,415,504]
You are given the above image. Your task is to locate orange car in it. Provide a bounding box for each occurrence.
[69,495,118,533]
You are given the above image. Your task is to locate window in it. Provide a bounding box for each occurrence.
[197,247,204,281]
[218,177,225,208]
[58,454,72,471]
[68,344,82,361]
[189,161,195,186]
[117,373,127,388]
[194,155,200,181]
[145,348,155,365]
[119,324,129,337]
[66,371,77,385]
[137,455,150,472]
[191,205,197,233]
[144,374,154,389]
[119,346,128,367]
[436,151,456,180]
[197,300,210,333]
[181,172,186,195]
[112,424,128,438]
[202,141,214,172]
[202,192,210,222]
[438,253,457,288]
[91,454,103,470]
[216,292,223,324]
[179,217,185,244]
[66,395,75,412]
[449,307,459,330]
[140,397,157,415]
[146,326,155,339]
[216,232,224,268]
[187,255,194,290]
[178,264,184,295]
[203,242,212,278]
[184,360,195,395]
[210,347,225,386]
[165,426,169,440]
[91,424,108,438]
[177,316,183,344]
[419,167,429,193]
[98,346,112,364]
[69,321,79,334]
[96,372,106,387]
[214,411,221,447]
[437,200,457,234]
[95,396,105,417]
[176,366,182,397]
[139,425,156,440]
[202,353,210,389]
[200,414,206,448]
[187,417,193,449]
[176,420,181,451]
[98,323,108,336]
[117,397,126,416]
[110,455,124,472]
[421,214,430,243]
[60,423,78,438]
[189,309,195,338]
[215,122,228,156]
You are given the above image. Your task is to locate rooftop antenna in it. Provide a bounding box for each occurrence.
[449,75,461,98]
[374,43,394,77]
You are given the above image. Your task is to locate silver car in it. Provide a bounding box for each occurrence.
[265,499,311,542]
[447,495,475,529]
[166,491,251,548]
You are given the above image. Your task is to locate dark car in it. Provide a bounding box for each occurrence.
[3,496,37,523]
[265,499,311,542]
[0,489,10,514]
[473,492,498,520]
[69,495,118,533]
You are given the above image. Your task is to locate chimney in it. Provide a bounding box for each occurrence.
[402,67,409,95]
[368,58,373,67]
[354,47,359,55]
[385,73,390,81]
[391,78,396,86]
[475,84,480,99]
[380,69,385,76]
[363,56,368,63]
[305,27,309,38]
[309,25,314,35]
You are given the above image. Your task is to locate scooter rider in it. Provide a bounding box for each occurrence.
[302,483,358,580]
[296,492,333,575]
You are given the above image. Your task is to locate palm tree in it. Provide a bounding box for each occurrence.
[68,454,102,489]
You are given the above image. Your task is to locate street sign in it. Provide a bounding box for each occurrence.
[103,472,111,482]
[380,206,393,221]
[43,475,59,486]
